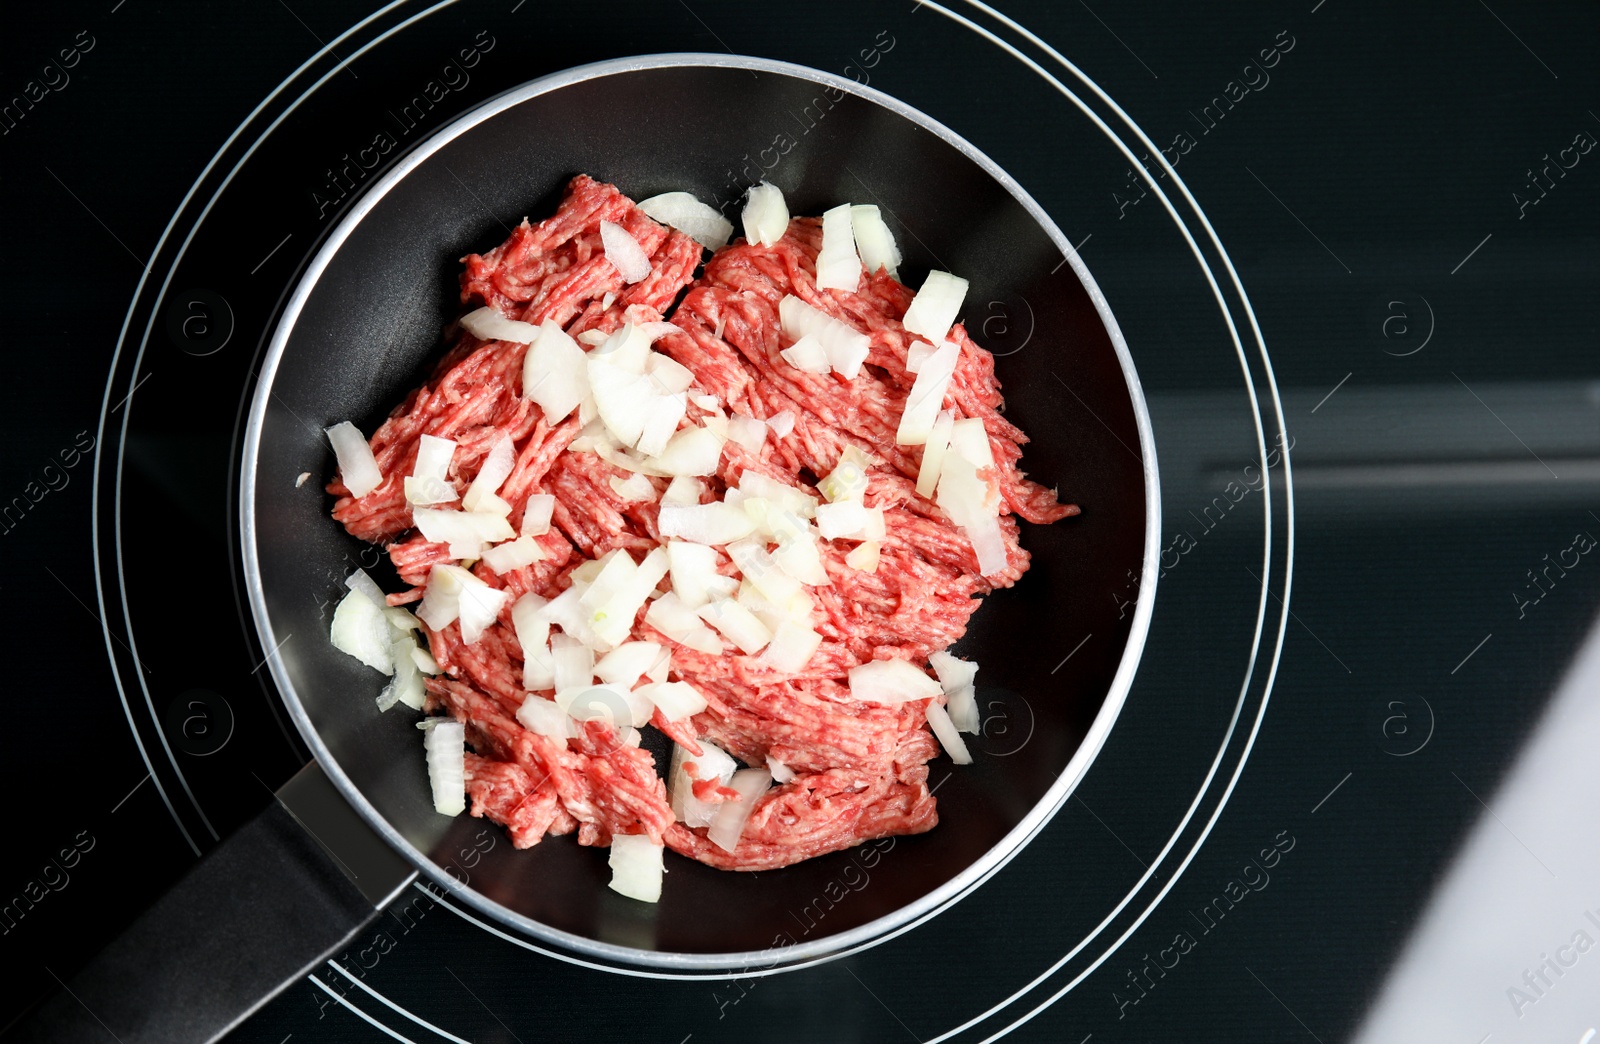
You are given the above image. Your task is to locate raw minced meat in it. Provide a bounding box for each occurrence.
[328,174,1076,873]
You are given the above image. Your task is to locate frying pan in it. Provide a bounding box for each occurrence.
[23,54,1157,1042]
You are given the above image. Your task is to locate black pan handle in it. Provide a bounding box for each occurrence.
[14,763,416,1043]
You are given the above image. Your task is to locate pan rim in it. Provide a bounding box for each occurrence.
[240,50,1161,971]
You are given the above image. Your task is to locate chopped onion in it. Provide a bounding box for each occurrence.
[460,305,539,343]
[412,645,440,675]
[845,541,880,572]
[818,446,871,503]
[344,568,387,609]
[639,190,734,250]
[646,645,672,683]
[925,701,973,764]
[646,352,696,394]
[767,410,795,438]
[607,834,665,903]
[780,334,831,374]
[405,434,458,505]
[384,606,420,633]
[415,563,466,632]
[521,493,555,537]
[777,295,869,378]
[727,414,767,454]
[645,592,723,654]
[325,421,383,498]
[516,694,571,740]
[634,391,687,458]
[560,682,633,727]
[609,472,658,502]
[594,641,663,689]
[522,319,589,424]
[540,578,604,649]
[738,472,818,519]
[850,204,901,279]
[896,339,960,446]
[815,500,869,540]
[737,579,813,633]
[650,425,723,477]
[697,598,773,654]
[588,356,658,448]
[412,507,515,560]
[512,593,554,690]
[814,203,861,292]
[456,574,509,645]
[642,680,708,721]
[481,535,545,574]
[670,740,738,827]
[766,755,796,784]
[930,650,980,735]
[848,658,942,704]
[901,270,969,344]
[905,339,937,374]
[938,418,1007,576]
[579,550,643,648]
[667,541,723,608]
[726,538,804,606]
[916,409,955,498]
[708,768,771,853]
[661,476,705,506]
[378,632,425,711]
[422,720,465,816]
[741,181,788,247]
[659,500,757,544]
[599,220,651,283]
[463,436,516,512]
[760,619,822,672]
[577,328,608,346]
[771,526,830,586]
[550,632,595,700]
[330,588,393,674]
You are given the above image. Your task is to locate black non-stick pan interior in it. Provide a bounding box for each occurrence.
[246,57,1150,964]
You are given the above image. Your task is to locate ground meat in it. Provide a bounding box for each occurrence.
[329,175,1076,872]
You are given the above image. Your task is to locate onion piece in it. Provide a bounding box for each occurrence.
[779,334,831,374]
[845,541,880,572]
[916,409,955,498]
[850,204,901,279]
[814,202,861,292]
[818,446,871,503]
[667,541,724,608]
[422,719,466,816]
[901,270,969,344]
[325,422,383,498]
[650,426,723,477]
[607,834,665,903]
[522,319,589,423]
[814,500,869,540]
[697,598,773,654]
[661,476,705,506]
[925,701,973,764]
[609,473,658,503]
[708,768,771,853]
[378,632,425,711]
[456,573,509,645]
[646,352,696,394]
[641,680,708,721]
[766,755,796,784]
[848,658,942,704]
[896,339,960,446]
[463,435,516,512]
[777,295,870,379]
[644,592,723,654]
[588,355,658,448]
[738,472,818,519]
[727,414,767,454]
[415,563,474,633]
[767,410,795,438]
[634,390,688,458]
[460,305,539,343]
[741,181,789,247]
[760,619,822,672]
[520,493,555,537]
[771,526,830,587]
[726,538,805,606]
[512,593,554,690]
[659,500,757,545]
[599,220,651,283]
[594,641,664,689]
[516,694,571,740]
[330,588,394,675]
[670,741,738,827]
[344,568,387,609]
[938,418,1007,576]
[404,434,458,506]
[550,632,595,700]
[638,190,734,250]
[412,645,441,675]
[905,339,937,374]
[412,507,515,560]
[481,535,545,575]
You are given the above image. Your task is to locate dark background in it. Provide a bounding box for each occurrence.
[2,1,1597,1041]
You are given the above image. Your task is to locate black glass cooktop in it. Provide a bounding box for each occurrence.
[4,2,1598,1041]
